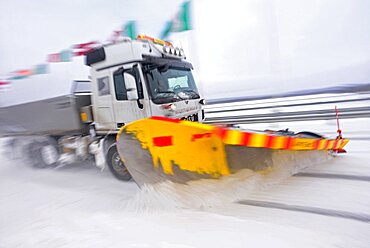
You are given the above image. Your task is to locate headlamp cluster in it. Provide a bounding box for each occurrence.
[163,46,185,57]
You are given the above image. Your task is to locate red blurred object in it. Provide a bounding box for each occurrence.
[72,41,99,56]
[333,148,347,153]
[47,53,60,62]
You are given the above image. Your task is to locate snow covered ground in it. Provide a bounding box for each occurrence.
[1,123,370,247]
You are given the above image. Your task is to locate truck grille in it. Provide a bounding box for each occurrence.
[181,114,198,122]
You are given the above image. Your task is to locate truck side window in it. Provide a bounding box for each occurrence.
[97,76,110,96]
[113,69,128,100]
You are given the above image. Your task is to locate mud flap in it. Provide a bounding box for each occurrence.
[116,117,349,187]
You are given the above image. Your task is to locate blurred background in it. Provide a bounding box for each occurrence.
[2,0,369,141]
[1,0,369,105]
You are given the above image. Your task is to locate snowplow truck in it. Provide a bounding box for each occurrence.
[0,35,348,185]
[0,35,205,181]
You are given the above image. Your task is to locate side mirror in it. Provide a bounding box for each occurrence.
[124,72,138,100]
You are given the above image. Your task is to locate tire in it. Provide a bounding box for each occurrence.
[106,146,132,181]
[2,138,17,158]
[26,140,59,168]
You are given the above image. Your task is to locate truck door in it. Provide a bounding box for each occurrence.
[111,64,150,127]
[92,71,116,131]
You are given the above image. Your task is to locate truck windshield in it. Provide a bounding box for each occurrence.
[145,66,200,104]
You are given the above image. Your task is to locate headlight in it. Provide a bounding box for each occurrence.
[162,103,177,111]
[179,49,185,56]
[170,104,177,110]
[163,46,171,53]
[175,48,182,56]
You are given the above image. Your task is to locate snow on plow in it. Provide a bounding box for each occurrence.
[116,116,349,187]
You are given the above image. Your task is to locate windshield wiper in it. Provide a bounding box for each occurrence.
[156,90,175,94]
[181,89,200,98]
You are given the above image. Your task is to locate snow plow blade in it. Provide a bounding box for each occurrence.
[116,117,349,187]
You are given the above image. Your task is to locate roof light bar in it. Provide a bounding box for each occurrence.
[137,34,185,58]
[137,34,173,47]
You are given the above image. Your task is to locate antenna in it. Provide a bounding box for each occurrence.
[335,106,342,139]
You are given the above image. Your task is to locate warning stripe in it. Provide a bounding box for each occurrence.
[219,128,348,151]
[265,136,274,149]
[224,130,243,145]
[250,133,268,148]
[313,140,320,150]
[119,117,349,152]
[273,136,289,149]
[241,132,252,146]
[333,139,339,149]
[213,127,228,140]
[284,137,293,150]
[318,140,328,150]
[323,140,330,150]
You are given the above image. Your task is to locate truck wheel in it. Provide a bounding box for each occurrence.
[107,146,132,181]
[26,141,59,168]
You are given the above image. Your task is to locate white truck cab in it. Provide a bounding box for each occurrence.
[0,35,205,182]
[86,35,205,134]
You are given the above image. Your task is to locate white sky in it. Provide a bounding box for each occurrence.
[1,0,369,105]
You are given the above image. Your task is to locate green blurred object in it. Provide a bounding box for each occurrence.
[161,1,192,40]
[122,21,137,39]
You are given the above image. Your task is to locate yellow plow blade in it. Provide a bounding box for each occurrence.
[116,117,349,187]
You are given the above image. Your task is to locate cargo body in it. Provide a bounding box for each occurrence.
[0,89,91,137]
